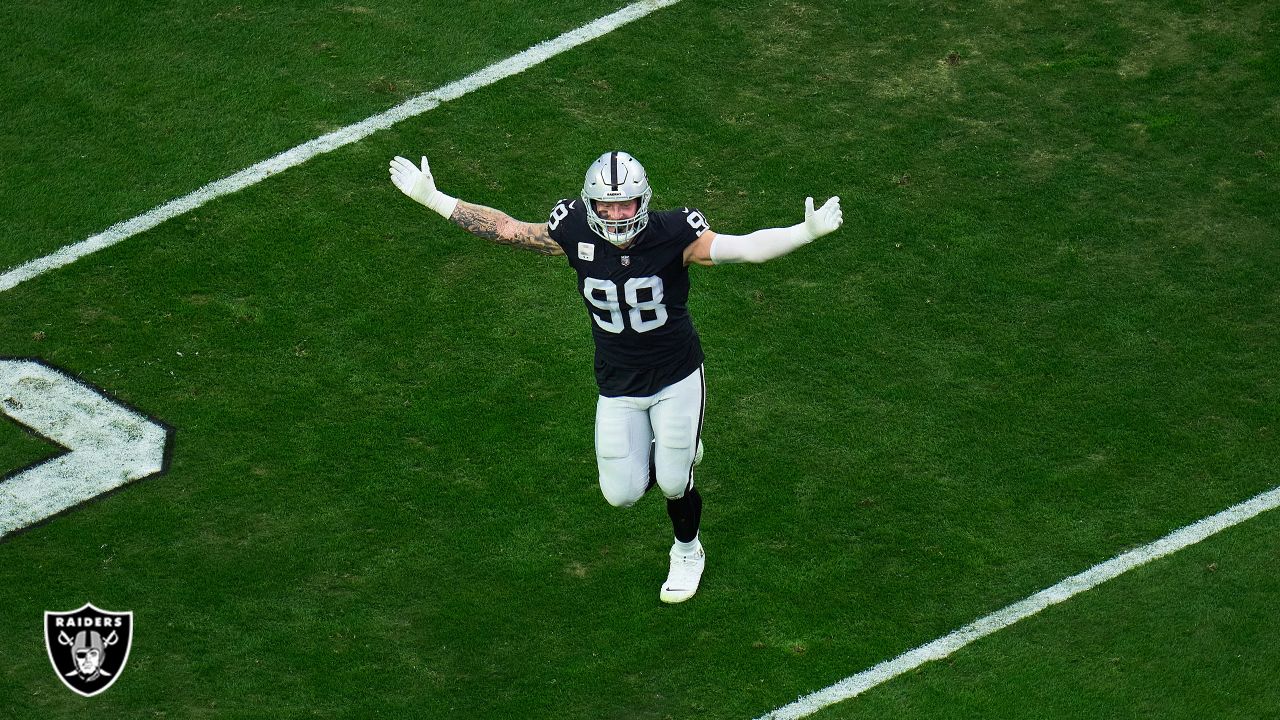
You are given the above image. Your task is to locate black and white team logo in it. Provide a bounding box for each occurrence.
[45,603,134,697]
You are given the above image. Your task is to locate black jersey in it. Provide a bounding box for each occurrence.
[548,198,709,398]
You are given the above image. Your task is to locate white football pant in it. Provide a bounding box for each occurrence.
[595,365,705,506]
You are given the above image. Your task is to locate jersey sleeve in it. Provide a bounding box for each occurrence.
[673,207,712,246]
[547,198,578,252]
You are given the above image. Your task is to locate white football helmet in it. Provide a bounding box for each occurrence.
[582,151,653,246]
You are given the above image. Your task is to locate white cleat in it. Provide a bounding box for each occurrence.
[660,542,706,604]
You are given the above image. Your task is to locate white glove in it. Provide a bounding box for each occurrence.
[708,196,845,264]
[389,155,458,219]
[802,196,843,241]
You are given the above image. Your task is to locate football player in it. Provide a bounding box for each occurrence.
[390,151,843,603]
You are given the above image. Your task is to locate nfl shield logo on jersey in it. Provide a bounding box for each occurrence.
[45,603,134,697]
[621,256,631,267]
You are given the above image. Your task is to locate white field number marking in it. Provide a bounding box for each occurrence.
[0,359,171,539]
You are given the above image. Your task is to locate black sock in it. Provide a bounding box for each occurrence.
[667,486,702,543]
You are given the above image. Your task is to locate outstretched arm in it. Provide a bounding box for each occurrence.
[449,200,562,256]
[389,155,563,257]
[683,196,843,266]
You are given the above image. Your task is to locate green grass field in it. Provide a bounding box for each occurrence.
[2,0,1278,717]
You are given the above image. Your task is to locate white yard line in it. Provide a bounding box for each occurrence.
[756,484,1280,719]
[0,0,684,294]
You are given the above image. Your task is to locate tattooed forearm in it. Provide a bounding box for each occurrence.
[506,223,562,256]
[451,204,503,241]
[449,201,563,256]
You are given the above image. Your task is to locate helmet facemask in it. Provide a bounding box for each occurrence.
[582,151,653,247]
